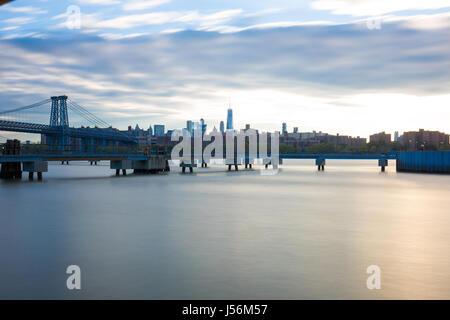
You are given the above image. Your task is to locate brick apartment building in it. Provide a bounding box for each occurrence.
[403,129,450,151]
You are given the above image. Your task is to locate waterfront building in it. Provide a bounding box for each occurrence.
[403,129,450,151]
[370,132,392,144]
[154,124,165,137]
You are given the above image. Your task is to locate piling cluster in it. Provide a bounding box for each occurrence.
[0,139,22,180]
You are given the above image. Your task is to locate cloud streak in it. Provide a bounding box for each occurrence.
[123,0,172,11]
[311,0,450,16]
[1,14,450,136]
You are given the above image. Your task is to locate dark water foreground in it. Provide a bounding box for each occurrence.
[1,160,449,299]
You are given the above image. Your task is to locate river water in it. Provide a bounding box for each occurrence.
[0,159,449,299]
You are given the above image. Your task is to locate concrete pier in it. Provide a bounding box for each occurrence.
[180,161,197,174]
[227,163,240,171]
[23,161,48,181]
[378,159,388,172]
[316,159,326,171]
[111,157,169,175]
[0,139,22,180]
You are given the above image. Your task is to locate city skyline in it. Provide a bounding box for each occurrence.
[1,1,450,139]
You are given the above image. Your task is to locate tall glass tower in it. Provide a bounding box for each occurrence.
[226,108,233,130]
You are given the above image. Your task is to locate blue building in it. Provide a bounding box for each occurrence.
[154,124,165,137]
[226,108,233,130]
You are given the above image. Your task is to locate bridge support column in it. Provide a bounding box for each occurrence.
[164,160,170,172]
[379,159,388,172]
[316,159,326,171]
[23,161,48,181]
[110,160,132,176]
[180,161,196,174]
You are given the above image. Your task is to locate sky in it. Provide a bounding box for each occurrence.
[1,0,450,140]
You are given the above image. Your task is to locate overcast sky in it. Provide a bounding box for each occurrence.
[1,0,450,139]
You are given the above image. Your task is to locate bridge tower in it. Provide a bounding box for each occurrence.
[48,96,70,151]
[58,95,69,127]
[49,96,69,127]
[50,96,59,126]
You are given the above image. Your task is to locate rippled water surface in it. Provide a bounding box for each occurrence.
[1,159,449,299]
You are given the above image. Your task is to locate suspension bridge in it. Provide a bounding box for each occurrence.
[0,96,138,149]
[0,96,169,180]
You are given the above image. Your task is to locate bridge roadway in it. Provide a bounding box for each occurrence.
[280,153,397,160]
[0,153,150,163]
[0,119,137,143]
[0,152,398,163]
[0,152,397,180]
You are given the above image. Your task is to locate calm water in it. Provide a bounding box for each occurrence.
[0,159,449,299]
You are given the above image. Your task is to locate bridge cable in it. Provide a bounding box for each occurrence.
[0,98,52,115]
[67,100,136,142]
[68,100,110,126]
[67,103,108,128]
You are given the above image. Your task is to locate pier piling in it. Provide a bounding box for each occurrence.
[378,159,388,172]
[316,159,326,171]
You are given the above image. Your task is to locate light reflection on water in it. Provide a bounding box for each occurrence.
[0,159,449,299]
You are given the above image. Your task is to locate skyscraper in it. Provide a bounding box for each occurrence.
[186,120,193,134]
[219,121,224,133]
[226,108,233,130]
[282,123,287,135]
[200,118,207,135]
[154,124,165,137]
[394,131,399,142]
[148,125,153,136]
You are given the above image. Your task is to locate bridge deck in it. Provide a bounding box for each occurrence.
[280,153,397,160]
[0,153,398,163]
[0,153,152,162]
